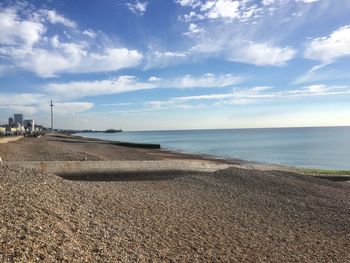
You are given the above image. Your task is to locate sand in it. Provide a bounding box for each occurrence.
[0,134,349,262]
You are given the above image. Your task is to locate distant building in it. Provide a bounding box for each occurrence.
[23,119,35,132]
[35,125,44,132]
[8,117,13,127]
[14,114,23,125]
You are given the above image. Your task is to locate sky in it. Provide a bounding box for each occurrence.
[0,0,350,131]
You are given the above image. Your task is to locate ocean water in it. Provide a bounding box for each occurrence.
[75,127,350,170]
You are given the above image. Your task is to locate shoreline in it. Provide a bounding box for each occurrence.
[73,133,246,164]
[2,132,350,180]
[73,132,350,179]
[72,127,350,171]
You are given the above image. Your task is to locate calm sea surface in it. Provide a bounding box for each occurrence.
[75,127,350,170]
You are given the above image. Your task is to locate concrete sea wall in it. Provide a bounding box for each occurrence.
[0,136,24,144]
[12,160,233,175]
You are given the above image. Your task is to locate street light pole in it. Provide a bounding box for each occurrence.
[50,100,54,133]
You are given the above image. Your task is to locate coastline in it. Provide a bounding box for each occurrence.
[73,126,350,171]
[73,132,350,179]
[1,133,350,262]
[72,133,247,164]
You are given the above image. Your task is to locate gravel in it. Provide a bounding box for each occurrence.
[0,135,350,262]
[0,134,214,162]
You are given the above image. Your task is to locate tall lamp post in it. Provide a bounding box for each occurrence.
[50,100,54,133]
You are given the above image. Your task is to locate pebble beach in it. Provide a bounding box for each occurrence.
[0,134,350,262]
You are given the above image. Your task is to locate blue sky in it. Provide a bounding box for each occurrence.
[0,0,350,130]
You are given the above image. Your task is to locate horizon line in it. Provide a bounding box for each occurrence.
[67,125,350,133]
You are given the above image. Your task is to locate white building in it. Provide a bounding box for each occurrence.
[0,127,5,135]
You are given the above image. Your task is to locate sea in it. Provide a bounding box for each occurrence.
[75,126,350,170]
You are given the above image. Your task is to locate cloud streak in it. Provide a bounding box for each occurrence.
[42,9,76,28]
[44,73,244,99]
[175,0,303,66]
[142,84,350,111]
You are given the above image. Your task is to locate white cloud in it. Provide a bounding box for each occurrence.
[148,76,161,82]
[44,73,243,99]
[42,9,76,28]
[10,41,84,77]
[305,25,350,63]
[193,40,296,66]
[0,93,47,107]
[286,84,350,96]
[141,84,350,111]
[79,48,143,74]
[173,93,233,101]
[0,7,45,46]
[294,68,350,84]
[177,0,263,22]
[0,92,93,117]
[54,102,94,114]
[176,0,201,7]
[176,0,298,66]
[126,1,148,15]
[144,51,188,69]
[183,23,204,36]
[45,76,156,99]
[204,0,241,19]
[0,5,143,77]
[262,0,320,5]
[1,36,141,78]
[181,11,205,22]
[262,0,275,6]
[3,38,143,78]
[168,73,242,88]
[83,29,97,38]
[227,41,296,66]
[145,86,273,110]
[305,84,327,93]
[0,6,74,49]
[2,105,39,116]
[295,0,319,3]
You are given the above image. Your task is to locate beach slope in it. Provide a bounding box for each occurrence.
[0,134,349,262]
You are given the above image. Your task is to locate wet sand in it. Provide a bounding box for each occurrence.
[0,134,349,262]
